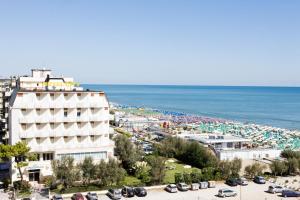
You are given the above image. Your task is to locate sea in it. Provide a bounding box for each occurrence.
[83,84,300,131]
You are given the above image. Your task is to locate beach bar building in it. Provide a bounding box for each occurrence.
[178,133,281,161]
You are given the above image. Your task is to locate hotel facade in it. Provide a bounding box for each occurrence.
[9,69,114,182]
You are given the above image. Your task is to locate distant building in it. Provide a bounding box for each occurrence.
[0,77,16,144]
[9,69,114,182]
[177,133,281,160]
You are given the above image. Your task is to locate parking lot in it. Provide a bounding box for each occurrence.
[62,182,299,200]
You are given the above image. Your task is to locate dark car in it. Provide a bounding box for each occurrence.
[71,193,84,200]
[134,187,147,197]
[121,186,135,197]
[253,176,266,184]
[52,194,63,200]
[282,190,300,197]
[22,198,32,200]
[86,192,98,200]
[225,178,238,187]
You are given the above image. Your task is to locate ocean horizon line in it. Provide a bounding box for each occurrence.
[82,83,300,89]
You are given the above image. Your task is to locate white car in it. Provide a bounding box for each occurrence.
[218,189,237,197]
[165,184,178,193]
[268,185,285,194]
[237,177,248,186]
[177,183,189,191]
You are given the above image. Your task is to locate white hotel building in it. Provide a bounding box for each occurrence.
[9,69,114,182]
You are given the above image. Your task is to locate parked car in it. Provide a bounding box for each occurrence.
[107,189,122,200]
[225,178,238,186]
[218,189,237,198]
[165,184,178,193]
[208,181,216,188]
[190,183,199,190]
[71,193,84,200]
[134,187,147,197]
[86,192,98,200]
[22,198,31,200]
[121,186,135,197]
[254,176,266,184]
[177,183,189,191]
[282,190,300,197]
[268,185,285,194]
[236,177,248,186]
[52,194,63,200]
[199,181,208,189]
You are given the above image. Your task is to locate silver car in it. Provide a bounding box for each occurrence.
[165,184,178,193]
[237,177,248,186]
[107,189,122,200]
[218,189,237,197]
[268,185,285,194]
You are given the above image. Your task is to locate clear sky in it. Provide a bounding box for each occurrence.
[0,1,299,86]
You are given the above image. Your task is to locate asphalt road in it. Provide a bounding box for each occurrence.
[62,182,298,200]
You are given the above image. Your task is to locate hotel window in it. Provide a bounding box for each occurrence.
[91,108,95,114]
[50,108,55,115]
[64,109,68,117]
[105,107,108,110]
[50,123,55,130]
[50,137,55,143]
[36,123,43,129]
[77,93,81,97]
[227,142,233,148]
[90,135,95,142]
[77,108,81,117]
[36,93,42,100]
[63,136,68,143]
[36,108,41,115]
[90,121,95,128]
[21,138,26,142]
[37,154,40,161]
[43,153,53,161]
[77,122,82,128]
[77,136,81,142]
[36,137,41,144]
[21,123,27,130]
[91,93,94,96]
[50,93,55,100]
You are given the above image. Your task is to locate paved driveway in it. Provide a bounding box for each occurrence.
[62,182,298,200]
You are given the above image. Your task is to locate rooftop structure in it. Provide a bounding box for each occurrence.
[18,68,82,91]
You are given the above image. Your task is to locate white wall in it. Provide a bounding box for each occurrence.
[218,148,282,161]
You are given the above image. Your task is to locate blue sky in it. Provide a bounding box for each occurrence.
[0,1,299,86]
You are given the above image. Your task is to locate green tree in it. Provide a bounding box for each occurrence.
[286,158,298,175]
[78,156,96,185]
[179,141,218,169]
[52,156,77,188]
[96,158,126,186]
[190,169,202,183]
[114,135,142,173]
[244,163,266,178]
[270,160,287,176]
[0,142,37,182]
[174,173,184,183]
[218,160,231,179]
[230,158,242,177]
[147,155,166,185]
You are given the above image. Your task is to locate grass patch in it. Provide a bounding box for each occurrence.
[120,176,142,186]
[164,158,200,184]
